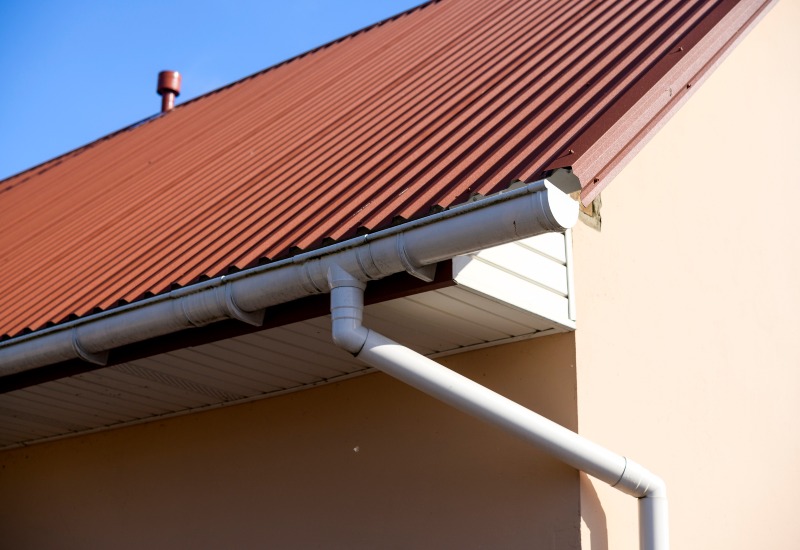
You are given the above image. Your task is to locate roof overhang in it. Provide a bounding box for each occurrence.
[0,179,577,447]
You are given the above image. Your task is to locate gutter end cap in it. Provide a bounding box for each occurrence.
[542,180,580,231]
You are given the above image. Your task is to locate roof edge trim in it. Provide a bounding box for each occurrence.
[544,0,775,206]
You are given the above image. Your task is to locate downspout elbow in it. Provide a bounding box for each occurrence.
[614,458,668,549]
[638,471,669,550]
[643,473,667,500]
[328,266,370,355]
[331,308,370,355]
[614,457,667,499]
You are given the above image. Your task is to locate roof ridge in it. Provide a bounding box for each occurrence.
[0,0,437,188]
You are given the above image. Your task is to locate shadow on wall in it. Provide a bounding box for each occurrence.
[581,473,609,550]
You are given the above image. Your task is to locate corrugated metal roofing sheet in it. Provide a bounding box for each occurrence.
[0,0,770,339]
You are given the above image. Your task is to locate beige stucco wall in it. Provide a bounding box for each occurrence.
[0,333,580,549]
[573,1,800,548]
[4,4,797,549]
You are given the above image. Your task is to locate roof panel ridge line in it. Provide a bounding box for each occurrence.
[0,177,578,379]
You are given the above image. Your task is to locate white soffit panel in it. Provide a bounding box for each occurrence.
[452,231,575,329]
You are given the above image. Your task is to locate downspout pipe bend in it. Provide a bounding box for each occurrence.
[328,265,370,355]
[614,456,667,499]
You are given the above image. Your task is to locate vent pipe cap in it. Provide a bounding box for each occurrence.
[156,70,181,112]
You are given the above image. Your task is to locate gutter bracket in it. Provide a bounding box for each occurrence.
[71,328,108,365]
[224,283,264,326]
[396,234,436,282]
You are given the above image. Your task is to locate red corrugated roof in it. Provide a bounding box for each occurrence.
[0,0,771,339]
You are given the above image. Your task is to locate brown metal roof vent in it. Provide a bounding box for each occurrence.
[156,70,181,113]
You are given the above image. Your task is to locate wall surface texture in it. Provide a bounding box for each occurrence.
[0,333,580,549]
[573,1,800,548]
[4,3,798,549]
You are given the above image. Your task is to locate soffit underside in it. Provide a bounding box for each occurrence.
[0,285,567,449]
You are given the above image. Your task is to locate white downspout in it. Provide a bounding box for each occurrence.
[328,266,668,550]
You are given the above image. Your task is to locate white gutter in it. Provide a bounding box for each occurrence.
[0,178,575,375]
[328,266,669,550]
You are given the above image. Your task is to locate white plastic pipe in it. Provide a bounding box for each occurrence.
[328,268,668,550]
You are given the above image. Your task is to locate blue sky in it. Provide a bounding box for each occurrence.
[0,0,424,181]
